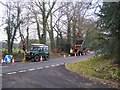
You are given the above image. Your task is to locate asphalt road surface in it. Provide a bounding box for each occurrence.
[0,54,118,88]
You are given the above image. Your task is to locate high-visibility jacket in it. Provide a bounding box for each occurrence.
[70,49,73,53]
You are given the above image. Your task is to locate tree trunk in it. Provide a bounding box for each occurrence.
[35,15,41,44]
[56,35,59,51]
[49,13,55,51]
[26,27,29,51]
[59,32,64,52]
[7,29,12,53]
[72,17,77,42]
[118,32,120,64]
[8,40,12,53]
[43,21,47,44]
[67,18,71,52]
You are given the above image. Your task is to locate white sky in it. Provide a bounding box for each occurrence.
[0,0,118,43]
[0,0,7,42]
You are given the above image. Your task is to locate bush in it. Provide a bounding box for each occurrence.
[2,48,24,62]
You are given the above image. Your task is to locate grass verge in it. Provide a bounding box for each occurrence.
[66,55,120,88]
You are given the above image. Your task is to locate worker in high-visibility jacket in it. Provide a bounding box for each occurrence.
[70,48,73,54]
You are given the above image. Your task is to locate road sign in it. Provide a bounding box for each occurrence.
[4,55,13,63]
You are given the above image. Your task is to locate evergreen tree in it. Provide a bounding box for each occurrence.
[97,2,120,63]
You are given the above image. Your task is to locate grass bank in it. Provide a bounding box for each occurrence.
[66,55,119,88]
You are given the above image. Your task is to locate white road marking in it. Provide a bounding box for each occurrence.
[51,65,55,67]
[18,70,26,73]
[0,74,2,76]
[28,68,35,71]
[4,62,65,75]
[36,67,43,70]
[7,72,16,75]
[56,64,60,66]
[45,66,49,68]
[60,63,64,65]
[7,73,13,75]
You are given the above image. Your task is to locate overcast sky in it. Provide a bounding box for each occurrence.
[0,0,7,42]
[0,0,119,43]
[0,0,99,42]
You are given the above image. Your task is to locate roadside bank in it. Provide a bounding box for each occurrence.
[65,55,119,89]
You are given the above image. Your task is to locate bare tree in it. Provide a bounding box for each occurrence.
[33,0,56,44]
[2,1,23,53]
[29,3,41,44]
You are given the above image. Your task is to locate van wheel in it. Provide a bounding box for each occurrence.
[34,55,39,62]
[44,56,47,61]
[47,54,50,58]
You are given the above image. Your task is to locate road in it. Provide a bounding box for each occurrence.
[0,54,118,88]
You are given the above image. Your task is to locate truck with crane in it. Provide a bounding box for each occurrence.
[70,33,84,56]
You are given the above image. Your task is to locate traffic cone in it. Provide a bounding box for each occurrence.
[64,54,66,58]
[80,53,81,56]
[1,58,4,66]
[12,57,15,66]
[75,53,76,57]
[40,56,43,62]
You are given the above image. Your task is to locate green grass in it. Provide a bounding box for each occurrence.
[67,55,120,82]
